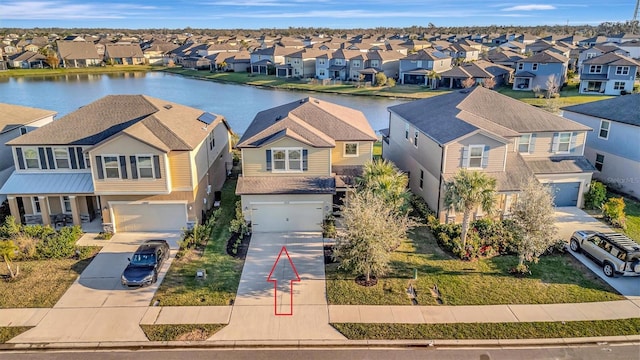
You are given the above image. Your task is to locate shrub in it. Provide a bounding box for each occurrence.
[584,181,607,210]
[0,216,21,239]
[228,201,249,238]
[12,234,38,260]
[387,78,396,87]
[181,210,218,250]
[322,215,336,239]
[36,225,82,259]
[375,72,387,86]
[410,195,433,220]
[21,224,55,240]
[602,197,626,229]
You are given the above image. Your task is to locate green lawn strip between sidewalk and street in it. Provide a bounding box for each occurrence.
[0,248,101,308]
[326,227,623,306]
[152,180,243,306]
[140,324,226,341]
[0,327,32,343]
[332,318,640,340]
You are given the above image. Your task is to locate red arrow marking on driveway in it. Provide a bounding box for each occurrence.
[267,246,301,316]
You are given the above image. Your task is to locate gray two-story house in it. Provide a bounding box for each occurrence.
[398,49,452,86]
[513,50,569,90]
[579,52,639,95]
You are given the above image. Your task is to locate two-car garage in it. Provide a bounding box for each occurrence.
[111,202,187,232]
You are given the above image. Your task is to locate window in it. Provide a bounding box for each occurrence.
[371,60,379,67]
[517,63,523,70]
[518,134,532,153]
[532,63,538,71]
[19,127,27,135]
[419,169,424,189]
[54,147,69,169]
[319,70,326,76]
[414,130,419,147]
[589,65,602,73]
[272,148,302,172]
[335,59,342,65]
[405,123,409,140]
[595,153,604,171]
[32,197,41,214]
[613,81,625,90]
[319,59,325,65]
[586,52,596,59]
[344,143,358,157]
[556,132,572,153]
[599,120,610,139]
[468,145,484,168]
[209,133,215,150]
[24,148,39,169]
[84,153,91,168]
[352,60,360,68]
[615,66,629,75]
[137,156,153,178]
[62,196,72,213]
[103,156,120,179]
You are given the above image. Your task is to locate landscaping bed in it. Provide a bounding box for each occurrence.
[326,226,623,306]
[226,232,251,259]
[140,324,225,341]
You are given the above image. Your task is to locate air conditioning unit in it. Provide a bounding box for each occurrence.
[206,185,212,195]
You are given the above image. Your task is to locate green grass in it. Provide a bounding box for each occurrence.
[0,250,100,308]
[332,318,640,340]
[140,324,225,341]
[496,84,613,108]
[0,65,155,78]
[152,179,244,306]
[624,195,640,242]
[373,141,382,159]
[326,227,623,306]
[0,327,32,343]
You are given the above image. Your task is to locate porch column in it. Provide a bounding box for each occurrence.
[69,196,81,226]
[7,197,21,225]
[39,196,51,226]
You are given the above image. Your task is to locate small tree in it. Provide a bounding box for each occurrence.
[511,179,558,273]
[333,190,415,283]
[602,197,626,229]
[462,77,476,88]
[482,77,496,89]
[229,200,250,238]
[444,169,496,249]
[374,72,388,86]
[584,181,607,210]
[427,70,440,89]
[543,74,561,113]
[0,240,19,279]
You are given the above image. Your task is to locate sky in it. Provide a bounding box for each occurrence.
[0,0,636,29]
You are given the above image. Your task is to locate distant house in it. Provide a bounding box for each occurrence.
[486,49,526,68]
[444,43,480,62]
[578,52,639,95]
[562,95,640,198]
[57,40,102,68]
[250,46,296,74]
[104,43,145,65]
[440,60,513,89]
[7,51,47,69]
[512,50,569,91]
[358,50,403,84]
[577,44,628,72]
[223,51,251,72]
[143,41,179,65]
[398,49,452,86]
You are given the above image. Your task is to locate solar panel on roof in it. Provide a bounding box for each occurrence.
[198,112,216,125]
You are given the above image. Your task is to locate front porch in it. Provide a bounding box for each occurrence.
[7,194,101,231]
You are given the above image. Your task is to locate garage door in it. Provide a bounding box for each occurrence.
[251,203,323,233]
[112,203,187,232]
[548,182,580,207]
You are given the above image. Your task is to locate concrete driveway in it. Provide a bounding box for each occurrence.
[211,232,345,341]
[555,207,640,298]
[10,231,181,343]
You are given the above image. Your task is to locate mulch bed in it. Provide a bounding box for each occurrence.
[226,232,251,259]
[355,274,378,287]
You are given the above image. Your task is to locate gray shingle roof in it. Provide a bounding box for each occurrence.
[518,50,569,63]
[561,94,640,127]
[523,156,596,174]
[583,52,639,66]
[0,103,56,134]
[235,176,336,195]
[443,152,534,192]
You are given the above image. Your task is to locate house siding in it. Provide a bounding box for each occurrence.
[516,131,586,158]
[169,151,192,190]
[241,137,330,177]
[444,133,507,174]
[584,147,640,197]
[331,141,373,166]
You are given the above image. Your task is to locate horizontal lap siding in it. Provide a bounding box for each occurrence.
[444,133,506,174]
[242,137,330,177]
[520,131,586,158]
[169,151,192,190]
[331,141,373,166]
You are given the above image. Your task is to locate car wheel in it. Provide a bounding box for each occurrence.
[603,262,615,277]
[569,239,580,252]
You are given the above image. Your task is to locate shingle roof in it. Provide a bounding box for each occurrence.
[237,97,376,148]
[523,156,596,174]
[7,95,226,151]
[105,43,144,58]
[443,152,534,192]
[0,103,56,134]
[582,52,639,66]
[561,94,640,127]
[518,50,569,63]
[388,87,590,145]
[235,176,336,195]
[56,40,100,60]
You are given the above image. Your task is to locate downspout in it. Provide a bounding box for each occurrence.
[436,144,446,221]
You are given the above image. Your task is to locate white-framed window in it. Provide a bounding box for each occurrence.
[371,60,379,67]
[62,196,72,213]
[23,148,40,169]
[272,148,302,172]
[414,130,419,147]
[19,127,27,135]
[556,132,572,153]
[532,63,538,71]
[595,153,604,171]
[103,155,120,179]
[32,197,42,214]
[136,155,154,178]
[319,59,325,65]
[344,143,358,157]
[517,63,523,70]
[615,66,629,75]
[319,70,326,76]
[518,133,532,153]
[598,120,610,139]
[84,153,91,168]
[54,147,69,169]
[468,145,484,168]
[613,81,625,90]
[419,169,424,189]
[405,123,409,140]
[352,60,360,68]
[586,52,596,59]
[335,59,342,65]
[589,65,602,73]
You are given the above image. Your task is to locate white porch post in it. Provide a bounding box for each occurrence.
[69,196,81,226]
[7,197,21,225]
[39,196,51,226]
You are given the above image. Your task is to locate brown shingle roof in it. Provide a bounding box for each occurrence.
[236,176,336,195]
[0,103,56,134]
[105,43,144,58]
[56,40,100,60]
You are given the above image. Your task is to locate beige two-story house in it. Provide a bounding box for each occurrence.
[236,97,377,232]
[1,95,233,232]
[381,86,594,223]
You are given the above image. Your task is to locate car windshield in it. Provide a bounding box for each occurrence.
[130,253,156,266]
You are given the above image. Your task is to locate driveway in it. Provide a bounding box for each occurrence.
[555,207,640,298]
[211,232,345,341]
[10,231,181,343]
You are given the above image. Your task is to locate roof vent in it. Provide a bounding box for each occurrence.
[164,104,173,110]
[275,115,282,121]
[299,98,306,104]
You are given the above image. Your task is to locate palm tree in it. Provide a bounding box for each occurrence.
[359,159,410,215]
[444,169,497,249]
[427,70,441,89]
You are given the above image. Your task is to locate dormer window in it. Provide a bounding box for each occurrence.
[272,148,302,172]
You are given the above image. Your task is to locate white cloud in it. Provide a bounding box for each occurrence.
[0,1,157,20]
[502,4,556,11]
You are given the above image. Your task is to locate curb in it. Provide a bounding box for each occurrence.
[1,335,639,351]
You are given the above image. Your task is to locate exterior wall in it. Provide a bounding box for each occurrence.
[516,131,587,158]
[302,57,316,77]
[240,193,332,221]
[443,133,507,174]
[379,60,400,79]
[331,141,373,167]
[168,151,192,191]
[316,57,330,79]
[514,62,567,90]
[241,137,331,177]
[535,172,593,208]
[100,191,194,223]
[432,58,452,72]
[1,116,54,171]
[585,147,640,198]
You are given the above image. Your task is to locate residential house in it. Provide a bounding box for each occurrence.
[578,36,608,47]
[222,51,251,72]
[235,97,377,232]
[104,43,145,65]
[485,49,526,68]
[561,95,640,198]
[513,50,569,90]
[358,50,403,84]
[617,40,640,60]
[250,46,297,74]
[276,49,327,78]
[57,40,102,67]
[577,44,628,72]
[399,49,452,85]
[142,41,179,65]
[444,43,480,62]
[0,95,233,232]
[381,87,594,222]
[439,60,513,89]
[7,51,47,69]
[0,104,56,202]
[579,52,639,95]
[498,41,526,54]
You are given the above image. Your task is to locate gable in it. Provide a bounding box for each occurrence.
[91,133,166,155]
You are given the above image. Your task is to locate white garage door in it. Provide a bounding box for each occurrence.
[251,203,323,233]
[112,203,187,232]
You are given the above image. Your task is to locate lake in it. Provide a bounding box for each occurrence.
[0,72,407,134]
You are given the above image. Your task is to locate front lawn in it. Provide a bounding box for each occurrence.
[326,227,622,306]
[497,84,612,108]
[140,324,225,341]
[0,327,32,343]
[619,193,640,242]
[152,179,244,306]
